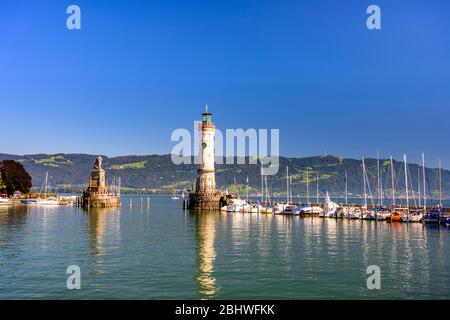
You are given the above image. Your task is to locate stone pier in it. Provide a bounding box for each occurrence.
[188,191,226,210]
[80,156,121,208]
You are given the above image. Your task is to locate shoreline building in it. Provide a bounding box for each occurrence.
[188,106,225,210]
[80,156,121,208]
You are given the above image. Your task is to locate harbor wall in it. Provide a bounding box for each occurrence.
[188,192,226,210]
[78,192,121,208]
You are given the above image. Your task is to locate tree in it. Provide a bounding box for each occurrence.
[0,160,32,196]
[0,173,5,193]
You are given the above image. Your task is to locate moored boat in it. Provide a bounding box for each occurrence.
[0,197,11,206]
[225,198,250,213]
[300,206,323,215]
[283,205,300,215]
[373,208,389,221]
[423,210,440,224]
[440,214,450,226]
[375,208,391,221]
[362,211,375,220]
[375,213,386,221]
[390,211,402,222]
[250,204,262,213]
[34,198,61,206]
[336,207,346,218]
[323,192,339,218]
[241,203,252,213]
[408,211,423,222]
[261,205,273,214]
[273,203,287,214]
[21,198,37,205]
[347,208,362,219]
[22,172,62,207]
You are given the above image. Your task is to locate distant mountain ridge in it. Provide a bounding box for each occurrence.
[0,153,448,198]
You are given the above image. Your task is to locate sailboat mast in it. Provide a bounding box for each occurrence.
[316,171,319,204]
[418,167,422,207]
[422,153,427,211]
[45,172,48,198]
[246,175,249,202]
[290,176,293,204]
[381,178,384,206]
[286,166,289,204]
[439,158,443,208]
[404,154,409,209]
[377,150,381,206]
[362,158,367,208]
[261,164,264,203]
[306,168,310,206]
[265,175,271,204]
[346,171,349,205]
[390,156,396,206]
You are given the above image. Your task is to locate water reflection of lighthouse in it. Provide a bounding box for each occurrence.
[194,212,217,299]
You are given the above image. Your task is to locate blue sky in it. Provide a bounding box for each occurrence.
[1,0,449,168]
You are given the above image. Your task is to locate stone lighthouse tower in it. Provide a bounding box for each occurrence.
[196,105,216,193]
[188,106,224,210]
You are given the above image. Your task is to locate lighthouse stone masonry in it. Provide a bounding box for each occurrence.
[188,107,225,210]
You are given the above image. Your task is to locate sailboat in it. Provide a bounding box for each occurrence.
[0,196,11,206]
[423,210,440,223]
[409,210,423,222]
[322,192,339,218]
[278,167,293,214]
[361,158,375,220]
[400,155,412,222]
[390,210,403,222]
[374,150,389,221]
[259,175,273,214]
[347,207,362,219]
[400,154,423,222]
[437,159,449,225]
[30,172,60,206]
[375,207,388,221]
[441,215,450,226]
[387,156,403,222]
[362,211,374,221]
[285,168,304,215]
[35,198,60,206]
[171,190,180,200]
[383,156,397,222]
[423,157,442,224]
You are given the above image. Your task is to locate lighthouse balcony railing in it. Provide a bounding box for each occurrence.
[199,123,215,130]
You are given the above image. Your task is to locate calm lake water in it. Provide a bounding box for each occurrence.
[0,195,449,300]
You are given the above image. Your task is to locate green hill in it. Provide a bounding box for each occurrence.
[0,153,448,199]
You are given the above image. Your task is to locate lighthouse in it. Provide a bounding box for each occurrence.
[188,106,225,210]
[196,105,216,193]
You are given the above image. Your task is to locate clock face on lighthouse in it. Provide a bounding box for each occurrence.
[202,143,207,149]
